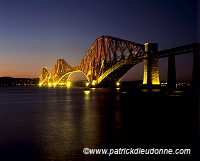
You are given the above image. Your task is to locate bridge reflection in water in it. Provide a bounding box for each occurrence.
[0,87,197,161]
[39,35,199,89]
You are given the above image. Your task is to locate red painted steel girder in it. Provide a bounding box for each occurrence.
[77,35,145,82]
[51,59,73,82]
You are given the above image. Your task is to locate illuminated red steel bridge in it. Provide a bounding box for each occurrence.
[39,35,199,88]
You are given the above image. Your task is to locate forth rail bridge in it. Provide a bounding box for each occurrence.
[39,35,199,89]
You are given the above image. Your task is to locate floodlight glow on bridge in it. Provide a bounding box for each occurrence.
[39,35,147,87]
[39,35,199,88]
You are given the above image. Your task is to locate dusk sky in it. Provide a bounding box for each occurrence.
[0,0,198,81]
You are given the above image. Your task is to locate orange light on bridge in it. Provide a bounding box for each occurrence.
[66,81,71,87]
[48,83,52,87]
[92,80,96,86]
[116,81,120,86]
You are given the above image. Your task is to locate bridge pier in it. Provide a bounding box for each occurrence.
[167,55,176,90]
[143,43,160,87]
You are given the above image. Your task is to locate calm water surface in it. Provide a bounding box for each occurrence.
[0,87,197,161]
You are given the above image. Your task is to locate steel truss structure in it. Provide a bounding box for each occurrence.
[39,35,199,87]
[158,43,200,58]
[39,67,50,86]
[39,35,145,87]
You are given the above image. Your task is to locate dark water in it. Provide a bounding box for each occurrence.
[0,87,198,161]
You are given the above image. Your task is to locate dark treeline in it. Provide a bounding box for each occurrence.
[0,77,39,86]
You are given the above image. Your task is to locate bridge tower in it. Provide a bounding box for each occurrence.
[143,43,160,86]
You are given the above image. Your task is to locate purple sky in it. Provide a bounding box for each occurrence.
[0,0,198,81]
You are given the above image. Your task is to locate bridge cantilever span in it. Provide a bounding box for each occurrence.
[39,67,51,86]
[39,35,154,87]
[76,36,147,87]
[39,37,199,88]
[39,35,163,87]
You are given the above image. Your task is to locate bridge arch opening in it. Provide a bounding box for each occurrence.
[120,62,144,82]
[158,58,168,82]
[67,71,89,87]
[176,54,193,81]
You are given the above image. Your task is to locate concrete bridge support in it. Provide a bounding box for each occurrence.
[167,55,176,90]
[143,43,160,86]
